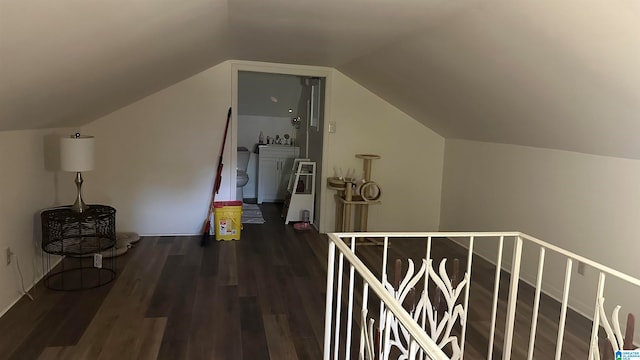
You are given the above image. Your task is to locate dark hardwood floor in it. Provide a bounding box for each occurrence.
[0,204,603,359]
[1,204,328,359]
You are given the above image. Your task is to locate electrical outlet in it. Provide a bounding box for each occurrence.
[93,253,102,269]
[5,247,13,266]
[577,261,585,276]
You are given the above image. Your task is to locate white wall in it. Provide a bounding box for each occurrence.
[441,139,640,333]
[83,62,444,234]
[321,70,445,232]
[237,115,294,150]
[0,128,73,316]
[79,60,445,235]
[82,61,232,235]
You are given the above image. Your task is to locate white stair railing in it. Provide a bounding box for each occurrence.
[323,235,449,360]
[324,232,640,360]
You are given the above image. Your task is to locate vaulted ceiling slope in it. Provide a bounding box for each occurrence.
[2,0,640,159]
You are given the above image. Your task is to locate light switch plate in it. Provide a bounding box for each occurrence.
[328,121,336,133]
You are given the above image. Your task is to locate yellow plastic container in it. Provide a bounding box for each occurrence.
[213,201,243,241]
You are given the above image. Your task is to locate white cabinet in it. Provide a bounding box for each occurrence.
[259,157,279,201]
[258,146,299,203]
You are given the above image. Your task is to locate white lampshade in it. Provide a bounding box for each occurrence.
[60,134,95,172]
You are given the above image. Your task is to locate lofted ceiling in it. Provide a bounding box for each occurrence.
[2,0,640,159]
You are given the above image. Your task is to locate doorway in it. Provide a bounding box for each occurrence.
[232,64,328,228]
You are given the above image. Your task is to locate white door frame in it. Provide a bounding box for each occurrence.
[230,60,333,233]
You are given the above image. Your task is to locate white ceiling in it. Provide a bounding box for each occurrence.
[2,0,640,159]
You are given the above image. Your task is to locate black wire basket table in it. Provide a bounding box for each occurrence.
[41,205,116,290]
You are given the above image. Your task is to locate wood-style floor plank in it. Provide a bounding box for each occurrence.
[145,254,183,318]
[134,317,167,360]
[8,292,83,359]
[263,314,299,359]
[293,336,323,360]
[239,296,270,360]
[236,230,258,298]
[211,285,243,359]
[36,346,75,360]
[186,275,218,360]
[95,240,171,360]
[217,242,238,286]
[69,237,168,359]
[0,291,64,356]
[155,262,199,360]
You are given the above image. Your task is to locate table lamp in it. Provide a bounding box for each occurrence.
[60,133,95,213]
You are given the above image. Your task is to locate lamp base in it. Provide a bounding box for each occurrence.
[72,172,89,213]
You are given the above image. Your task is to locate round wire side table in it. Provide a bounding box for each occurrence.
[41,205,116,290]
